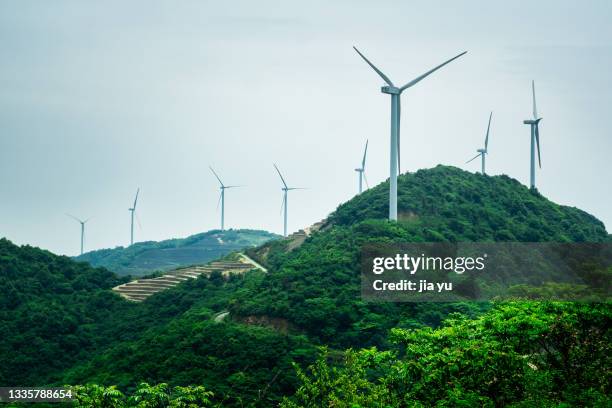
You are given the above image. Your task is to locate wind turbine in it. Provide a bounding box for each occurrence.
[466,112,493,174]
[128,188,139,246]
[353,46,467,220]
[355,140,369,193]
[210,167,240,230]
[66,214,91,255]
[523,80,542,189]
[274,164,304,237]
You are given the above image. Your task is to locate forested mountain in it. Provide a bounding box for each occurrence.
[75,229,278,276]
[0,238,308,404]
[236,166,609,346]
[1,166,609,406]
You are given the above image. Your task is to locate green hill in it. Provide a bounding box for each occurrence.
[235,166,609,346]
[75,229,279,276]
[0,238,129,385]
[2,166,609,406]
[0,237,310,403]
[329,165,607,241]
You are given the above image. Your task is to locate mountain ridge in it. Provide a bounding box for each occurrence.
[75,229,279,276]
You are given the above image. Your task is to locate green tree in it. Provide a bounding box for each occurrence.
[72,384,126,407]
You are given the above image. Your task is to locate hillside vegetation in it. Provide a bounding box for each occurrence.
[0,238,315,405]
[238,166,609,346]
[1,166,609,406]
[0,238,130,385]
[75,229,278,276]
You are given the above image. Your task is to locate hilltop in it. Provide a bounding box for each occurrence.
[75,229,279,276]
[328,165,607,241]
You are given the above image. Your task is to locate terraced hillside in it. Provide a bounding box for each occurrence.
[113,254,263,302]
[77,229,278,276]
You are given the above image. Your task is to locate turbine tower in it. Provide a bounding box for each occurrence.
[523,80,542,189]
[353,46,467,220]
[210,167,240,230]
[355,140,369,193]
[274,164,304,237]
[66,214,90,255]
[466,112,493,174]
[128,188,139,246]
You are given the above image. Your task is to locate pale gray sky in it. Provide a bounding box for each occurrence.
[1,1,611,256]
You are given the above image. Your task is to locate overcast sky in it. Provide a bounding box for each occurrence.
[1,1,611,256]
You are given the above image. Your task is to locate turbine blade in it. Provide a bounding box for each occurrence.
[224,185,243,188]
[352,46,394,86]
[65,213,82,223]
[466,152,481,164]
[485,111,492,150]
[209,166,224,187]
[273,163,288,189]
[399,51,467,91]
[535,124,542,168]
[216,191,222,210]
[532,80,538,119]
[280,194,285,214]
[361,139,368,169]
[84,217,93,224]
[133,188,140,209]
[135,212,143,231]
[363,172,369,189]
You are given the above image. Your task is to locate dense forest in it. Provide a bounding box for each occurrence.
[0,238,130,386]
[0,239,315,405]
[1,166,610,406]
[75,229,278,276]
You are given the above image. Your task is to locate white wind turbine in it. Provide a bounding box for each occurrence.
[355,140,369,193]
[66,214,91,255]
[353,46,467,220]
[210,166,240,230]
[274,164,304,237]
[128,188,139,246]
[523,80,543,189]
[466,112,493,174]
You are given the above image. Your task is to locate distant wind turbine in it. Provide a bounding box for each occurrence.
[274,164,304,237]
[353,46,467,220]
[466,112,493,174]
[128,188,139,246]
[210,167,240,230]
[523,81,543,189]
[355,140,369,193]
[66,214,91,255]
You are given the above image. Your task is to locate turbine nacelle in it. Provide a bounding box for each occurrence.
[477,148,486,153]
[381,86,401,95]
[523,118,542,125]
